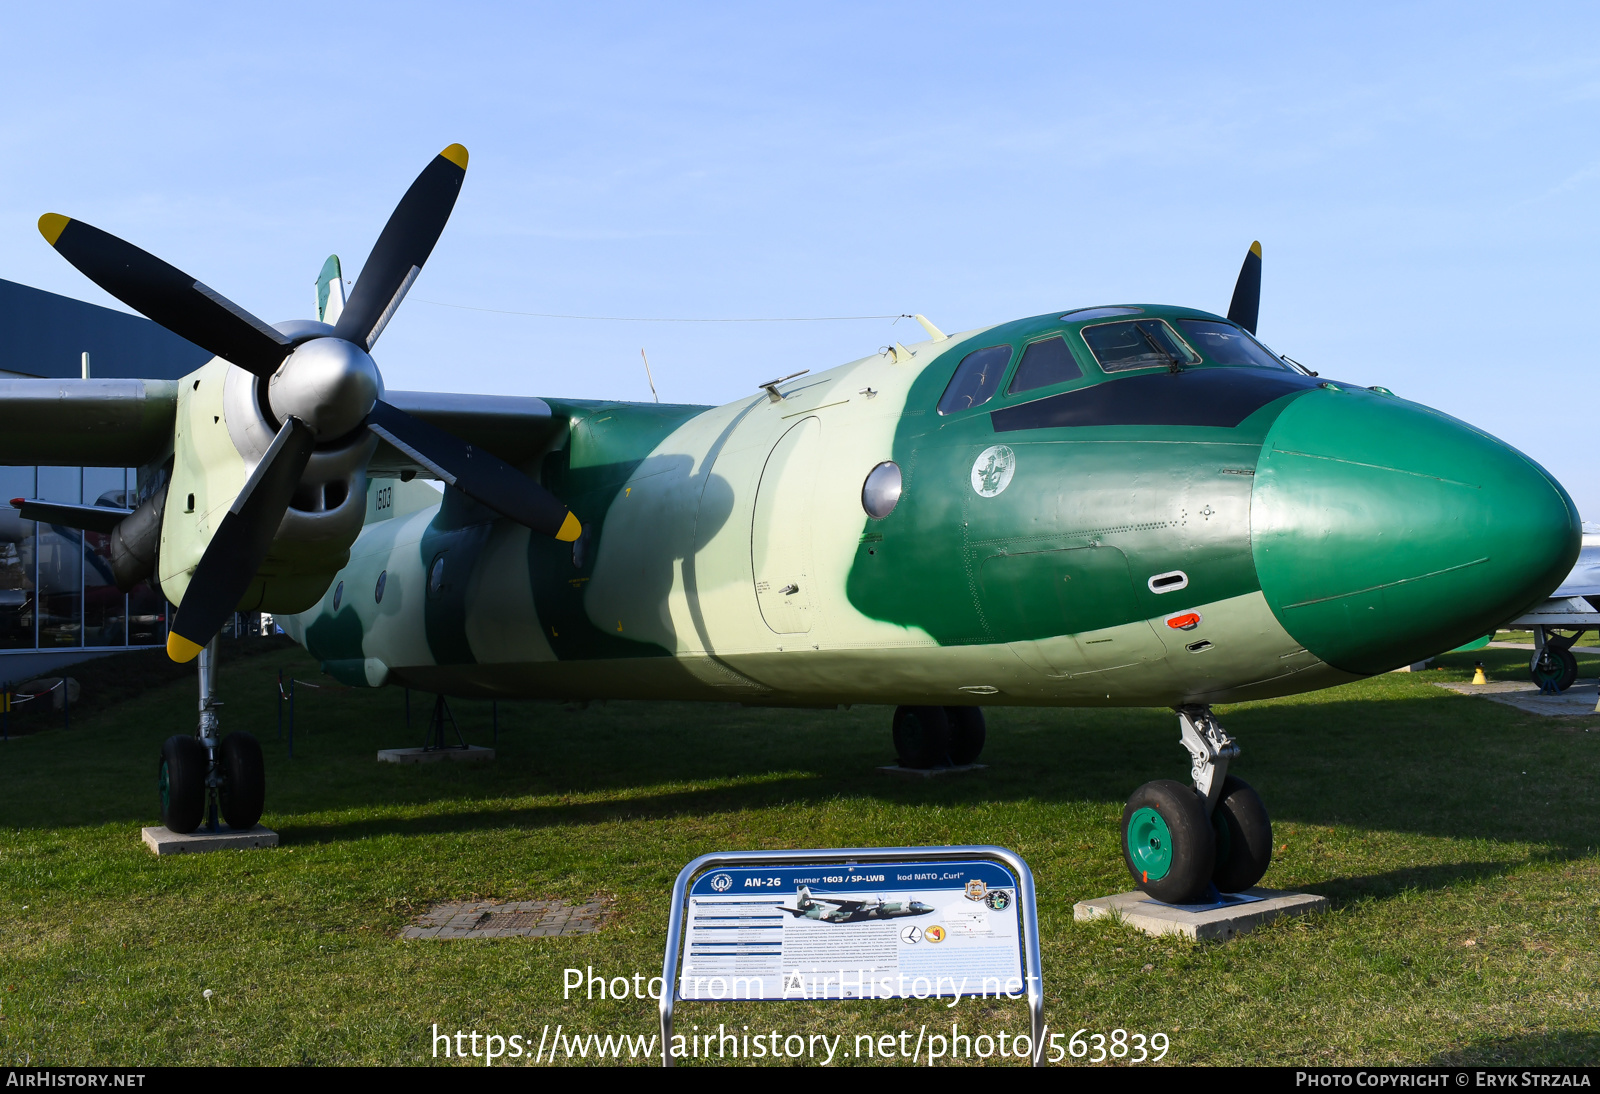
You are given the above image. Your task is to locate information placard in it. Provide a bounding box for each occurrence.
[679,859,1023,1001]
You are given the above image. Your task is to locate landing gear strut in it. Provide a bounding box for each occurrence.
[1120,705,1272,903]
[157,638,264,834]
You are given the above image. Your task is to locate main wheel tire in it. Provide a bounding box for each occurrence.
[892,706,951,769]
[218,731,266,831]
[1530,648,1578,692]
[1122,779,1216,904]
[158,735,208,834]
[1210,775,1273,893]
[945,707,986,765]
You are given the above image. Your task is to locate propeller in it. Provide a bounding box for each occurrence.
[38,144,582,663]
[167,418,315,661]
[38,215,293,377]
[366,402,580,541]
[1227,240,1262,335]
[334,145,467,350]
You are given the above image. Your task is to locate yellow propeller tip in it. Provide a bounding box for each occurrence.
[556,512,582,542]
[38,213,70,246]
[440,144,469,169]
[166,632,204,663]
[1249,240,1262,257]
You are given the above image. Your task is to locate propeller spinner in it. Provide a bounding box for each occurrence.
[38,144,581,662]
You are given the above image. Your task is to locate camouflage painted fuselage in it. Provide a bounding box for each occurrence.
[280,305,1580,709]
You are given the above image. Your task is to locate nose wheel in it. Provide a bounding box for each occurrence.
[1120,706,1272,903]
[1122,780,1214,903]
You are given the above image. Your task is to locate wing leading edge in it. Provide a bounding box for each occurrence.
[0,380,570,474]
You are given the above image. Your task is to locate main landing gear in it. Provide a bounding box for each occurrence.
[1120,705,1273,904]
[891,705,987,769]
[157,638,265,834]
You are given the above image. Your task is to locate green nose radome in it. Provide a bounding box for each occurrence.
[1253,387,1580,676]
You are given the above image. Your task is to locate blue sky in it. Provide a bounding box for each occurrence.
[3,3,1598,512]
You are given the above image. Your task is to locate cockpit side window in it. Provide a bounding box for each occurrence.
[937,344,1013,415]
[1007,336,1083,395]
[1080,319,1200,373]
[1173,319,1289,370]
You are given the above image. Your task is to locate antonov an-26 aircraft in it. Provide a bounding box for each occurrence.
[2,146,1579,904]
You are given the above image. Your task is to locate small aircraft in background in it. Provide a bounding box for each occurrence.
[0,145,1580,906]
[0,489,165,647]
[781,887,934,923]
[1497,523,1600,691]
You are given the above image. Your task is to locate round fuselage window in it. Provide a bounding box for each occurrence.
[861,461,902,519]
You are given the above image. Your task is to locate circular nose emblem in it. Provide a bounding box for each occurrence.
[971,444,1016,497]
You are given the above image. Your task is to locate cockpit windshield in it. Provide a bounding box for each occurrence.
[1173,319,1288,371]
[937,344,1013,414]
[1080,319,1200,373]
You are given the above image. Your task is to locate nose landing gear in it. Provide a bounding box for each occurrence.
[155,638,265,834]
[1120,705,1272,903]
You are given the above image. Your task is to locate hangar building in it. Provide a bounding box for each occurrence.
[0,276,210,682]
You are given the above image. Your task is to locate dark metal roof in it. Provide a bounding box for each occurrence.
[0,277,212,381]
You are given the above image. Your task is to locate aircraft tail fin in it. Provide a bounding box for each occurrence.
[316,255,346,324]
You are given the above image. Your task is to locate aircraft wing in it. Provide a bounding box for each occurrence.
[0,380,567,473]
[816,897,866,912]
[372,391,567,475]
[0,378,180,467]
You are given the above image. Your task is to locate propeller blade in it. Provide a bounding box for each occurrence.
[166,417,316,662]
[1227,240,1262,335]
[334,144,469,351]
[37,214,293,377]
[365,399,580,541]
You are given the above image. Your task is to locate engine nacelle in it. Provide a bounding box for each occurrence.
[159,330,379,616]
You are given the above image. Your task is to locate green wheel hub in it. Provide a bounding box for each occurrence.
[1532,653,1563,684]
[1127,806,1174,882]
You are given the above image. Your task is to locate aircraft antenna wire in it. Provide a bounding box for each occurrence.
[416,299,914,323]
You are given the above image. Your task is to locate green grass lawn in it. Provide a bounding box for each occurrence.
[1,641,1597,1066]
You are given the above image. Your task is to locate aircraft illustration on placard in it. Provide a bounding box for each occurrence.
[0,145,1579,904]
[780,887,934,923]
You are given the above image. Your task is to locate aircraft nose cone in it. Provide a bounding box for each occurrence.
[1252,386,1579,675]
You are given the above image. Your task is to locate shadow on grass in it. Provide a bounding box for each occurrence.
[273,772,834,845]
[1304,858,1540,905]
[1429,1029,1600,1066]
[4,643,1598,868]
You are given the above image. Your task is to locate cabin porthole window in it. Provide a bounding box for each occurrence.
[861,461,903,519]
[331,580,344,611]
[429,555,445,596]
[374,570,387,604]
